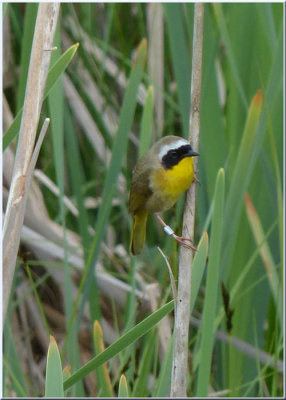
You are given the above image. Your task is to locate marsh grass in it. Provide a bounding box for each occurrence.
[2,3,283,397]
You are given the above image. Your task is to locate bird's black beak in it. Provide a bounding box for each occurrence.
[188,147,200,157]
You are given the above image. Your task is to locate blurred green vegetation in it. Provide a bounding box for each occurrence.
[3,3,283,397]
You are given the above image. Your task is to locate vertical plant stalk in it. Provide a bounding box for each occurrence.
[147,3,164,136]
[2,3,60,324]
[170,4,204,397]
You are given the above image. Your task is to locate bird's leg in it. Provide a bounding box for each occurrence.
[155,214,197,251]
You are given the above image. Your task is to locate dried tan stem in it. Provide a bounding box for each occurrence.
[147,3,164,136]
[2,3,60,323]
[170,4,204,397]
[145,282,172,362]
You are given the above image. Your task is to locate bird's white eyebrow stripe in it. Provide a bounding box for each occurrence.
[158,139,189,160]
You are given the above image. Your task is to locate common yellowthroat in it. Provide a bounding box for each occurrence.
[129,136,199,255]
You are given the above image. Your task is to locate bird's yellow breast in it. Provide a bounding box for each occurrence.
[151,157,194,198]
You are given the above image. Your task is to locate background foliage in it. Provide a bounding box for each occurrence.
[3,3,283,397]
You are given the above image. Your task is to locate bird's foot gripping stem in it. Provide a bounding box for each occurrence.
[155,215,197,251]
[193,174,200,185]
[170,232,197,251]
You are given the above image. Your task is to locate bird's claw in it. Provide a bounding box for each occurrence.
[193,175,200,185]
[172,233,197,251]
[155,214,197,251]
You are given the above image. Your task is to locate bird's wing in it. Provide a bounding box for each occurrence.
[128,166,153,213]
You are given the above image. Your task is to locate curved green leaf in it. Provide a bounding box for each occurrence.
[3,43,79,151]
[63,300,174,390]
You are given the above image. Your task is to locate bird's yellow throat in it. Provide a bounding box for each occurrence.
[151,156,194,197]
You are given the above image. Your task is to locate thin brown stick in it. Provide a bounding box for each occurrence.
[2,3,60,324]
[170,4,204,397]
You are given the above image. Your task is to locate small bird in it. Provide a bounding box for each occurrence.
[128,135,199,255]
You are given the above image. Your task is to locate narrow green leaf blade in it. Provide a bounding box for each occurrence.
[118,374,129,398]
[222,90,263,276]
[164,3,191,138]
[63,300,174,390]
[196,168,225,397]
[139,85,154,158]
[3,43,79,151]
[213,3,248,109]
[93,320,114,397]
[190,231,209,314]
[155,335,174,397]
[45,336,64,397]
[132,332,154,397]
[244,193,282,328]
[79,39,147,322]
[16,3,38,111]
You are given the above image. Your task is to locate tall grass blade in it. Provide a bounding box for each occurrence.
[65,105,90,252]
[16,3,38,111]
[48,31,84,397]
[2,358,27,397]
[132,332,154,397]
[78,39,147,323]
[163,3,191,138]
[139,85,154,158]
[45,336,64,397]
[118,375,129,397]
[196,168,225,396]
[63,300,174,390]
[222,90,263,277]
[3,325,28,397]
[190,231,209,314]
[93,320,114,397]
[244,193,282,328]
[212,4,248,109]
[3,43,79,150]
[155,335,174,397]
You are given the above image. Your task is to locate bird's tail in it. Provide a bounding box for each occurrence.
[130,209,148,255]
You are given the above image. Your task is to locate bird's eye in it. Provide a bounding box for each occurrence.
[170,150,177,158]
